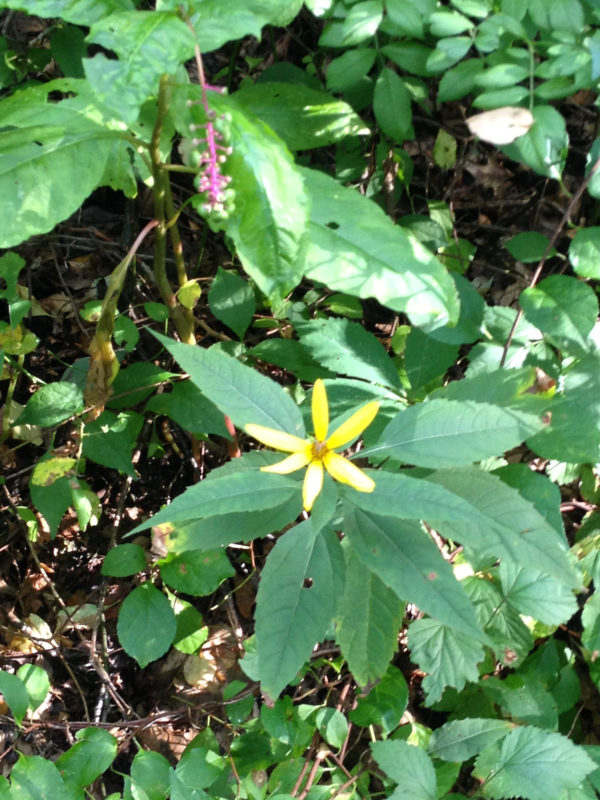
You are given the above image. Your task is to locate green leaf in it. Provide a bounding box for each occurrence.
[404,329,460,391]
[374,68,412,142]
[16,664,50,712]
[232,82,369,150]
[130,468,301,533]
[82,410,143,476]
[407,618,485,703]
[204,91,310,301]
[429,718,513,763]
[502,105,568,179]
[520,275,598,353]
[499,561,577,625]
[474,63,529,89]
[433,129,457,168]
[480,674,558,729]
[473,726,596,800]
[582,591,600,654]
[18,382,83,427]
[371,739,436,800]
[349,664,408,734]
[429,9,473,36]
[255,521,345,697]
[299,166,459,331]
[343,506,485,641]
[342,0,383,46]
[250,339,334,383]
[130,750,171,800]
[438,59,485,101]
[56,728,117,789]
[0,670,29,725]
[50,24,86,78]
[85,11,195,123]
[152,331,305,436]
[145,380,229,438]
[31,457,77,488]
[108,363,175,409]
[208,267,255,340]
[327,48,377,92]
[0,0,133,24]
[172,601,207,655]
[102,544,146,577]
[376,399,546,467]
[8,755,75,800]
[383,43,436,77]
[295,317,399,387]
[315,707,348,749]
[336,545,404,686]
[570,227,600,279]
[173,737,224,789]
[159,549,235,596]
[505,231,556,263]
[117,583,176,668]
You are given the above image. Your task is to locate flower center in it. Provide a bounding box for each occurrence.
[311,439,329,461]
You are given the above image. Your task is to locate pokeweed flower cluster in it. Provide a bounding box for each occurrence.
[246,379,379,512]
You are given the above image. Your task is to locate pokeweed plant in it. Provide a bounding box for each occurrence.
[3,0,600,798]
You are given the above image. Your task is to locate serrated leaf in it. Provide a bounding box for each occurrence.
[145,379,229,438]
[82,410,143,476]
[371,739,436,800]
[520,275,598,353]
[296,317,400,388]
[343,506,485,641]
[473,726,596,800]
[152,331,305,436]
[376,399,546,468]
[429,718,513,763]
[18,382,83,427]
[408,618,485,703]
[232,82,369,150]
[336,546,404,686]
[255,521,344,697]
[374,67,412,142]
[117,583,176,668]
[500,561,577,625]
[0,0,134,24]
[0,670,29,725]
[299,166,459,332]
[349,664,408,734]
[480,674,558,729]
[208,267,255,340]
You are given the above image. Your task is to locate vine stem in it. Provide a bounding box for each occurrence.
[500,155,600,366]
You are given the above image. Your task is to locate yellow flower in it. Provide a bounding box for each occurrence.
[246,379,379,512]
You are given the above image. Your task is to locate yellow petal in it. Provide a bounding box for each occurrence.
[326,401,380,450]
[303,459,324,511]
[312,379,329,442]
[246,423,307,453]
[261,450,312,474]
[323,451,375,492]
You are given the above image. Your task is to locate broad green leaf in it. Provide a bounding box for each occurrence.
[174,738,224,789]
[315,708,348,749]
[56,728,117,789]
[204,91,310,301]
[189,0,303,52]
[383,43,436,77]
[16,664,50,712]
[404,329,460,391]
[250,339,333,383]
[108,363,175,410]
[299,167,459,331]
[570,227,600,279]
[480,674,558,729]
[232,82,369,150]
[425,468,579,588]
[0,0,133,24]
[582,591,600,653]
[261,697,314,748]
[438,58,485,101]
[172,600,207,654]
[505,231,556,263]
[343,506,485,641]
[30,464,72,537]
[82,410,143,476]
[374,68,412,142]
[342,0,383,46]
[336,545,404,686]
[473,726,596,800]
[8,755,75,800]
[527,354,600,463]
[159,549,235,595]
[130,469,301,533]
[102,544,146,577]
[429,718,513,763]
[31,457,76,488]
[427,36,473,73]
[474,63,529,89]
[408,618,485,703]
[145,380,230,438]
[130,750,171,800]
[0,91,125,248]
[499,561,577,625]
[152,332,305,436]
[384,0,426,38]
[0,670,29,725]
[18,381,83,427]
[349,664,408,734]
[429,9,473,36]
[85,11,195,123]
[117,583,176,668]
[376,399,546,467]
[0,251,27,326]
[520,275,598,353]
[208,268,255,340]
[296,317,400,388]
[255,521,345,697]
[327,48,377,92]
[371,740,436,800]
[494,464,564,540]
[502,105,568,179]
